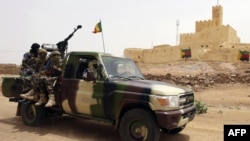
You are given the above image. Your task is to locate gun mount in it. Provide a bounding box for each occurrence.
[42,25,82,58]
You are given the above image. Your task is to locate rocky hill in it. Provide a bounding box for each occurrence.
[138,61,250,91]
[0,64,20,74]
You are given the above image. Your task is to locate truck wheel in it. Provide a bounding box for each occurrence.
[20,102,46,126]
[119,108,160,141]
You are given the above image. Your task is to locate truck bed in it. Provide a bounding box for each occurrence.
[1,76,24,98]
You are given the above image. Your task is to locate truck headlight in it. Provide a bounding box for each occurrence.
[155,96,179,108]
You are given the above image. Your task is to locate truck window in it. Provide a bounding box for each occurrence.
[63,54,102,80]
[76,58,88,79]
[75,56,98,80]
[101,56,144,79]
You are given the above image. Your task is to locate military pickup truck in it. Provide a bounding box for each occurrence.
[2,51,195,141]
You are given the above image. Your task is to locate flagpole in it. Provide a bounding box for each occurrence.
[100,20,106,53]
[101,29,106,53]
[93,20,106,53]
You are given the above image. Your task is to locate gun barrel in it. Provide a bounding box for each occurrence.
[55,25,82,58]
[64,25,82,42]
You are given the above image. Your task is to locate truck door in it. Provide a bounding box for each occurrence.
[61,55,105,118]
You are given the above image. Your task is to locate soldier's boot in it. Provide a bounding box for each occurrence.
[26,94,39,101]
[35,94,47,106]
[20,89,35,99]
[45,94,56,107]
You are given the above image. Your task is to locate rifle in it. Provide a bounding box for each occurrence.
[42,25,82,58]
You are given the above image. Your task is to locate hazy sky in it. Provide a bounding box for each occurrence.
[1,0,250,64]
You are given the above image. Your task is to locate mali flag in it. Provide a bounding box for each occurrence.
[238,50,249,61]
[181,48,191,58]
[92,21,102,33]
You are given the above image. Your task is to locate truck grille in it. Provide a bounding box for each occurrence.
[179,92,194,108]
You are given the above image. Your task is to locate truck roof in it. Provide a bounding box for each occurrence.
[66,51,129,59]
[67,51,112,56]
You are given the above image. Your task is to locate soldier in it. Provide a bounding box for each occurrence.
[20,43,40,76]
[20,48,48,101]
[35,50,62,107]
[19,43,40,92]
[116,64,125,75]
[83,60,97,81]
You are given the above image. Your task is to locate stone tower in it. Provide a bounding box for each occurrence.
[212,5,223,27]
[181,5,240,44]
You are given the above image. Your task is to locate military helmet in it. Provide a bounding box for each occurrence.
[38,48,47,58]
[38,48,47,55]
[51,50,61,56]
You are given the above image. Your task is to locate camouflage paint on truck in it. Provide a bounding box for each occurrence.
[58,78,195,129]
[2,76,23,98]
[55,52,195,129]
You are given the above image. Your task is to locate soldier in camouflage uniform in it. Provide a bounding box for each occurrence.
[19,43,40,92]
[35,50,62,107]
[20,43,40,76]
[20,48,48,101]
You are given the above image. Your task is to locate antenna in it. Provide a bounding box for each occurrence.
[151,41,154,49]
[176,19,180,45]
[217,0,219,5]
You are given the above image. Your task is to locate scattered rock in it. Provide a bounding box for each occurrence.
[140,61,250,92]
[218,110,223,114]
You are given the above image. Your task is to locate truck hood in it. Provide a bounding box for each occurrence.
[110,79,192,95]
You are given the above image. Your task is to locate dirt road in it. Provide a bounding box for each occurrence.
[0,83,250,141]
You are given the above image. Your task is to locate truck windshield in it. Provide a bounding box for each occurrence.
[101,56,144,80]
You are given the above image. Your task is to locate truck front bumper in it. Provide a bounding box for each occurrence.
[155,105,196,130]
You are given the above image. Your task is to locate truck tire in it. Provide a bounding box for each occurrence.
[20,102,46,126]
[119,108,160,141]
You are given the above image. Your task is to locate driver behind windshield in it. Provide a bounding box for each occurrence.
[116,64,125,75]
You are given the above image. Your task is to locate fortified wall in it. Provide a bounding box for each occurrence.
[124,5,250,63]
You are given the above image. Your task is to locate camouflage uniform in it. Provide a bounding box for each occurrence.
[19,43,40,76]
[20,49,48,101]
[19,43,40,93]
[36,51,62,107]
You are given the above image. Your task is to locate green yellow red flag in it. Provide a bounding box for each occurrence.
[92,21,102,33]
[238,50,249,61]
[181,48,191,58]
